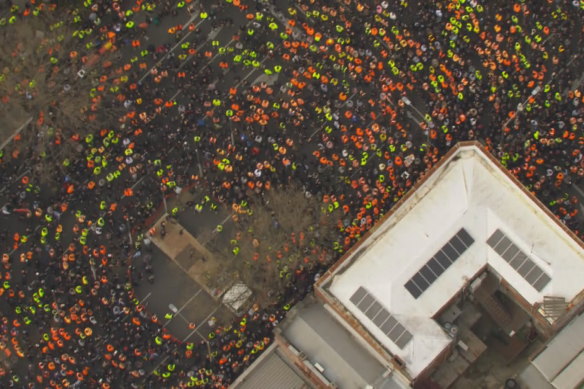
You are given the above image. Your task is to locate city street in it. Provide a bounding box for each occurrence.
[132,244,234,343]
[0,0,582,387]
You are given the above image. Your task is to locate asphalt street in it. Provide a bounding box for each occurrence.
[1,0,582,351]
[131,244,234,344]
[0,0,583,386]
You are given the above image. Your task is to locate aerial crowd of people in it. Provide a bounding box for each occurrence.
[0,0,582,387]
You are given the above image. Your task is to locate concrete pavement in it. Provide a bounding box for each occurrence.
[132,244,234,343]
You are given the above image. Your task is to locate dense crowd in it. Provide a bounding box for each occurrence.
[0,0,582,387]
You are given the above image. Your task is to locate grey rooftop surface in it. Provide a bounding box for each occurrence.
[519,311,584,389]
[231,343,311,389]
[280,297,405,389]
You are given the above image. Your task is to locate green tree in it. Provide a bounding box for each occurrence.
[0,4,120,180]
[213,184,340,305]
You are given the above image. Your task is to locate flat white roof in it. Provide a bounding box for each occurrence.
[325,143,584,378]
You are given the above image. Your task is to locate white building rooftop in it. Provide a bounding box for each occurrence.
[322,143,584,379]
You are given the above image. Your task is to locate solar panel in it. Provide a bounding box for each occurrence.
[486,229,551,292]
[500,242,518,260]
[441,243,458,263]
[518,259,536,277]
[387,323,406,341]
[525,267,543,285]
[365,301,383,320]
[358,294,375,311]
[412,273,429,291]
[493,236,512,255]
[501,245,519,263]
[427,258,445,276]
[533,273,551,292]
[350,287,413,349]
[434,250,451,269]
[395,331,413,349]
[404,280,422,299]
[420,266,437,284]
[509,251,528,269]
[372,309,390,327]
[486,229,504,247]
[350,286,367,305]
[404,228,475,299]
[449,235,466,255]
[380,316,397,334]
[458,228,475,246]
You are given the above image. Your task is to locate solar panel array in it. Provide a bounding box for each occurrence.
[486,229,551,292]
[404,228,475,299]
[350,286,413,349]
